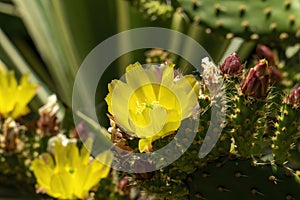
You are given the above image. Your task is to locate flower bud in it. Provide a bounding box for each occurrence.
[256,44,275,66]
[220,52,243,76]
[241,59,270,99]
[269,66,283,83]
[286,87,300,107]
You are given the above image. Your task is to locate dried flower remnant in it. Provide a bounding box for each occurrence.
[0,118,25,154]
[201,57,224,98]
[37,95,60,137]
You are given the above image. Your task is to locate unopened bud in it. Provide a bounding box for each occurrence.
[269,66,282,83]
[220,52,243,76]
[256,44,275,66]
[241,59,270,99]
[286,87,300,107]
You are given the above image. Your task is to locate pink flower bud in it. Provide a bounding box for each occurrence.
[118,176,130,194]
[241,59,270,99]
[269,66,282,83]
[220,52,243,76]
[287,87,300,107]
[256,44,275,66]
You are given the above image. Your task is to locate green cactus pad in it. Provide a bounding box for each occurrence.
[187,158,300,200]
[177,0,300,43]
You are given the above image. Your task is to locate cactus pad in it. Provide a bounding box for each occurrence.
[177,0,300,43]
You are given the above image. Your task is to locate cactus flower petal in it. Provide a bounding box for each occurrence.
[0,71,38,119]
[31,137,113,199]
[105,62,199,152]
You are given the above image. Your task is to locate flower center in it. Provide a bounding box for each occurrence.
[145,103,154,109]
[69,168,75,174]
[136,100,159,114]
[128,83,182,131]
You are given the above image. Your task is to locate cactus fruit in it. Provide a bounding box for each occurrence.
[176,0,300,44]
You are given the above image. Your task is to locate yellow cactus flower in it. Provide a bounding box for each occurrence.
[31,136,113,199]
[0,70,38,119]
[105,62,199,152]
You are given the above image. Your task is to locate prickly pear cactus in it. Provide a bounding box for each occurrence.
[104,48,300,199]
[176,0,300,44]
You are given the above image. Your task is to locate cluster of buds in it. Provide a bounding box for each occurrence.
[220,52,243,76]
[241,59,270,99]
[220,46,281,87]
[286,87,300,108]
[37,95,60,137]
[0,118,25,154]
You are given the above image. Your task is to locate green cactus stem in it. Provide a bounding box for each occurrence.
[230,95,268,157]
[272,87,300,165]
[229,59,271,158]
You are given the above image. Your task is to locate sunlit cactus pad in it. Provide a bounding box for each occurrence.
[177,0,300,43]
[187,159,300,200]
